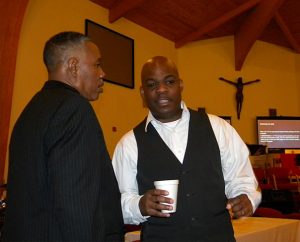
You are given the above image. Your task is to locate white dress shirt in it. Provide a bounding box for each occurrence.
[112,102,261,224]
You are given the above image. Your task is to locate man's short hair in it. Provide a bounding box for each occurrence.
[43,31,91,72]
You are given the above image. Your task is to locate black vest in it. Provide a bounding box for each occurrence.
[133,109,235,242]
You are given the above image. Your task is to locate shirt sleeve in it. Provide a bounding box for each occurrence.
[112,131,147,224]
[208,114,262,211]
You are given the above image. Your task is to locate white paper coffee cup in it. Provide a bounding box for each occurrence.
[154,179,179,213]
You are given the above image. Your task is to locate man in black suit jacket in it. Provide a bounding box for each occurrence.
[2,31,124,241]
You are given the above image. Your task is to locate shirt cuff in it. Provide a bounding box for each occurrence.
[247,190,262,212]
[130,195,149,224]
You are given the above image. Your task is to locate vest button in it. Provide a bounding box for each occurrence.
[191,217,196,221]
[186,193,190,197]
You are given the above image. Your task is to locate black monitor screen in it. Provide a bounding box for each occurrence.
[256,116,300,152]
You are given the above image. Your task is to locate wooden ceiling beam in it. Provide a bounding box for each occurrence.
[109,0,145,23]
[274,12,300,53]
[175,0,261,48]
[234,0,285,70]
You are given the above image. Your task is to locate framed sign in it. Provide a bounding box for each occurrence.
[85,19,134,89]
[219,116,232,125]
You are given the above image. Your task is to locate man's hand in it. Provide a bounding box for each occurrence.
[139,189,174,217]
[227,194,253,219]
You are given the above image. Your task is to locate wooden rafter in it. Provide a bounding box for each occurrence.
[175,0,261,48]
[109,0,145,23]
[93,0,300,70]
[274,12,300,53]
[234,0,285,70]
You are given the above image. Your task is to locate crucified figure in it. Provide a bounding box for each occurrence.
[219,77,260,119]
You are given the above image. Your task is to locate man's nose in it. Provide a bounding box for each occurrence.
[156,82,168,92]
[99,70,105,86]
[100,68,105,79]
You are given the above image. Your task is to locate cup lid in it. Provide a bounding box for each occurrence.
[154,179,179,185]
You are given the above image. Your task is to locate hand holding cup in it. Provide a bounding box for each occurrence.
[154,179,179,213]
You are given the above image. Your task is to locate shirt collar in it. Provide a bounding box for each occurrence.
[144,101,189,132]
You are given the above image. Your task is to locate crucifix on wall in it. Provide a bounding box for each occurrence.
[219,77,261,119]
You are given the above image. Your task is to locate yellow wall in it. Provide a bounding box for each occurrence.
[297,55,300,112]
[178,37,300,144]
[8,0,176,166]
[6,0,300,178]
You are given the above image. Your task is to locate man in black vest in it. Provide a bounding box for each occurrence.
[112,56,261,242]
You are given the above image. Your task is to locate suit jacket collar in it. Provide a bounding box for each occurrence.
[43,80,80,94]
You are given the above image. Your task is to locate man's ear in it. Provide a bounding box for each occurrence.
[67,57,79,77]
[140,86,144,98]
[179,78,184,91]
[140,86,147,107]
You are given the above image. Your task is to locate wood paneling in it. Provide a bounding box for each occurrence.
[92,0,300,70]
[0,0,29,183]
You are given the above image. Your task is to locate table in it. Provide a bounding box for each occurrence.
[233,217,300,242]
[125,217,300,242]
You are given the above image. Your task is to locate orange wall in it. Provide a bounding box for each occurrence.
[178,37,300,144]
[297,55,300,111]
[5,0,300,178]
[6,0,176,179]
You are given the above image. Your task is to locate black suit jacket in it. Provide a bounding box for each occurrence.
[2,81,124,241]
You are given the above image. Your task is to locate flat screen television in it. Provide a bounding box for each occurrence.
[256,116,300,153]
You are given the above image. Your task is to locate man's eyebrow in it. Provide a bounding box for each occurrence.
[164,74,177,78]
[144,78,156,82]
[144,75,176,82]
